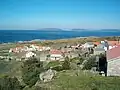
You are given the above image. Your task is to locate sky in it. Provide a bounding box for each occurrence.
[0,0,120,30]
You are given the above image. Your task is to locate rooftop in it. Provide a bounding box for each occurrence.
[107,45,120,61]
[108,41,120,46]
[50,49,62,54]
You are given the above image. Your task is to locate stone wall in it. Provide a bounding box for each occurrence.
[107,58,120,76]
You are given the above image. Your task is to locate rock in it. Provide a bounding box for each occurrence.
[39,69,57,82]
[90,67,97,73]
[70,62,78,70]
[80,65,84,69]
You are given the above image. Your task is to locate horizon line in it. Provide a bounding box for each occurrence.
[0,28,120,30]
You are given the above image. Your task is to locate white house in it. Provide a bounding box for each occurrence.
[109,45,118,50]
[97,43,109,51]
[82,42,94,48]
[94,48,105,55]
[98,40,119,51]
[100,40,109,51]
[44,47,51,51]
[30,44,51,51]
[25,52,36,58]
[107,45,120,76]
[9,48,13,53]
[50,49,63,61]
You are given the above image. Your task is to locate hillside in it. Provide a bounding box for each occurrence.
[0,36,120,90]
[36,70,120,90]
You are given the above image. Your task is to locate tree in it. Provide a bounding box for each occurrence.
[62,56,70,70]
[0,75,22,90]
[22,57,44,87]
[83,56,96,70]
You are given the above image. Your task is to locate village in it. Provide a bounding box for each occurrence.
[1,37,120,89]
[0,38,119,77]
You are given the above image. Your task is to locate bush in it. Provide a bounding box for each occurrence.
[45,61,61,69]
[31,86,48,90]
[79,57,85,64]
[62,57,70,70]
[83,56,96,70]
[0,75,22,90]
[50,57,71,71]
[51,65,63,71]
[22,57,44,87]
[70,57,84,64]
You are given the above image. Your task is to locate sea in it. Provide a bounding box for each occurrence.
[0,29,120,43]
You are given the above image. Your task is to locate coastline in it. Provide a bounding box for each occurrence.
[0,36,119,45]
[0,36,102,44]
[1,30,120,43]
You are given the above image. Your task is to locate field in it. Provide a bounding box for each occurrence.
[38,70,120,90]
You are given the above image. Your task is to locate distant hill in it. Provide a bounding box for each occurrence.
[71,29,86,31]
[100,29,120,31]
[37,28,120,31]
[71,29,120,31]
[38,28,63,31]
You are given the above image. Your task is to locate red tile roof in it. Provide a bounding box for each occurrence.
[108,41,120,46]
[50,49,62,54]
[107,45,120,61]
[93,42,100,45]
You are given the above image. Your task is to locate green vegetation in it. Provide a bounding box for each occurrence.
[45,57,71,71]
[41,41,54,46]
[0,44,17,51]
[0,75,22,90]
[70,57,84,64]
[41,70,120,90]
[51,65,63,71]
[0,61,16,73]
[62,57,71,70]
[45,61,62,69]
[23,86,48,90]
[0,37,120,90]
[83,56,96,70]
[22,57,44,87]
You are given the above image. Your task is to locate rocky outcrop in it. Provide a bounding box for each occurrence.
[39,69,57,82]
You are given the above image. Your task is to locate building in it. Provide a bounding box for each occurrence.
[107,41,120,50]
[93,42,100,46]
[107,45,120,76]
[108,41,120,46]
[97,44,108,51]
[82,42,94,48]
[50,49,64,61]
[25,52,36,58]
[63,52,79,59]
[9,44,51,53]
[96,40,120,51]
[109,45,118,50]
[100,40,109,51]
[94,48,105,55]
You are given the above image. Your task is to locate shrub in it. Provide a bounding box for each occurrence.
[22,57,44,87]
[51,65,63,71]
[0,75,22,90]
[83,56,96,70]
[62,57,70,70]
[70,57,84,64]
[45,61,61,69]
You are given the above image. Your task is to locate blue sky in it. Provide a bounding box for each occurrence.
[0,0,120,29]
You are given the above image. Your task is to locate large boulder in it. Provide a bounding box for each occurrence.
[39,69,57,82]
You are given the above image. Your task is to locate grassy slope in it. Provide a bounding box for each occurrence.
[38,70,120,90]
[0,61,11,73]
[0,36,120,90]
